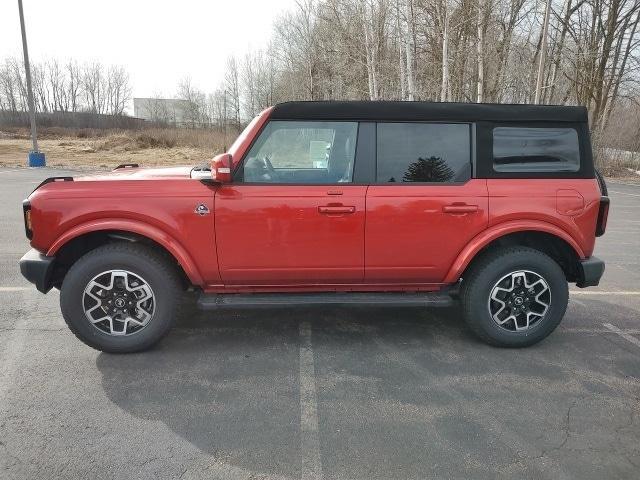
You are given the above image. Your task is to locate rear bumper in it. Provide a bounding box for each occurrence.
[576,256,605,288]
[19,248,55,293]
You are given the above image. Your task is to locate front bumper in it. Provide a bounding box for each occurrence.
[576,256,605,288]
[19,248,55,293]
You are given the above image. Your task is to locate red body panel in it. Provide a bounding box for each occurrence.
[26,174,602,292]
[365,180,489,283]
[487,179,600,257]
[441,178,601,283]
[214,185,367,285]
[29,175,218,286]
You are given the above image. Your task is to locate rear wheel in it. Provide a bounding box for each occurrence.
[460,247,568,347]
[60,243,181,353]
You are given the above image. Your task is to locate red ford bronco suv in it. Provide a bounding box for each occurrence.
[19,101,609,352]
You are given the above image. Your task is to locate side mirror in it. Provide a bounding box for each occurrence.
[211,153,233,183]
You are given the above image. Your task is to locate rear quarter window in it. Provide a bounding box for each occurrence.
[493,127,580,173]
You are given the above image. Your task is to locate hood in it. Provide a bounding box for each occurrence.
[74,165,196,182]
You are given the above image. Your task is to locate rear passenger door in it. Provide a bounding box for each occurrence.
[365,122,488,284]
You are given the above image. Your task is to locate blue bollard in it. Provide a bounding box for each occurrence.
[28,151,46,167]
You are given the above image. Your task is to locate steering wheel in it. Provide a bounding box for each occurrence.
[262,156,277,180]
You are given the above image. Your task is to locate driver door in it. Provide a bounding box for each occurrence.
[214,120,366,286]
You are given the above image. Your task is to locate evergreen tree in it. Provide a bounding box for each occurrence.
[402,156,454,182]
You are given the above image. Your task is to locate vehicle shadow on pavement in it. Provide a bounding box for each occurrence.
[94,304,468,478]
[95,299,640,480]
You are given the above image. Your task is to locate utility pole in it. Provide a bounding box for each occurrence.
[18,0,45,166]
[534,0,552,105]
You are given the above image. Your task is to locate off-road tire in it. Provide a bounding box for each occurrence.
[460,246,568,347]
[60,242,182,353]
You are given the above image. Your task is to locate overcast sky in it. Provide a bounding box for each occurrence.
[0,0,295,103]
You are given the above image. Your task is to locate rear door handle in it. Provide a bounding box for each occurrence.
[442,204,478,214]
[318,205,356,214]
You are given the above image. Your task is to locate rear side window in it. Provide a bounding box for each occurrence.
[376,123,471,183]
[493,127,580,173]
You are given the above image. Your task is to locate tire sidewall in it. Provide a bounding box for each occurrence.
[60,246,178,353]
[464,249,568,347]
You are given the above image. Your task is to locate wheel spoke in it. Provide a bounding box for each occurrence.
[110,318,129,336]
[89,314,111,325]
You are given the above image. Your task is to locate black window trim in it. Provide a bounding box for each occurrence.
[476,121,594,179]
[372,120,474,186]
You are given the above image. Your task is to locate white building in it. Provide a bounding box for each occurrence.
[133,98,190,124]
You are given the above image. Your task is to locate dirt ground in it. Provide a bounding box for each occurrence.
[0,137,213,169]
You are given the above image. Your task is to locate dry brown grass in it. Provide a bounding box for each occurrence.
[0,126,235,169]
[593,142,640,178]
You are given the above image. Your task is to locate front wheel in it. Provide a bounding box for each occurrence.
[460,247,568,347]
[60,243,182,353]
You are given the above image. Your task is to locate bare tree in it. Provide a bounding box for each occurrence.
[225,56,241,127]
[48,59,66,111]
[82,62,107,114]
[32,62,50,112]
[0,58,20,112]
[9,57,28,111]
[106,65,131,115]
[66,60,82,112]
[438,0,452,101]
[477,0,486,102]
[177,77,206,126]
[405,0,416,100]
[534,0,552,104]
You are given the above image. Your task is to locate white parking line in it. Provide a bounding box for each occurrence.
[0,287,59,294]
[570,291,640,295]
[603,323,640,348]
[570,297,588,308]
[564,327,640,334]
[609,190,640,197]
[299,321,323,480]
[608,180,640,187]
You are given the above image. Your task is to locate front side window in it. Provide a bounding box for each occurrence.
[493,127,580,172]
[376,123,471,183]
[242,121,358,183]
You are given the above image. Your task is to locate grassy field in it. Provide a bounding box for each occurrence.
[0,127,229,169]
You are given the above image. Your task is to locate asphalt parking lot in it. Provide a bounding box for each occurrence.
[0,167,639,480]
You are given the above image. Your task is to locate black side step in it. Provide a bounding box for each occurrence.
[197,292,454,310]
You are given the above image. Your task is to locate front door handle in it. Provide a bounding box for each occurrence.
[442,204,478,214]
[318,205,356,215]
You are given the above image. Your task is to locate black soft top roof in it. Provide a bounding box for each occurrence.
[270,101,587,123]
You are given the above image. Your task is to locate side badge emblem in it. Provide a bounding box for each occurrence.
[195,203,210,216]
